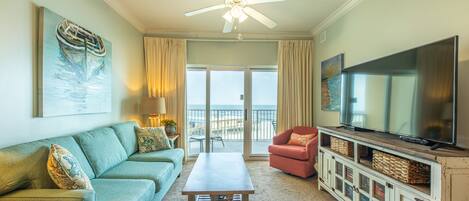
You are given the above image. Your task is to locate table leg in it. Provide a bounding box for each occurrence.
[242,194,249,201]
[188,194,195,201]
[210,194,217,201]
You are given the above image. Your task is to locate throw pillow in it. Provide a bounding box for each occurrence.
[47,144,93,190]
[287,133,315,146]
[136,127,172,153]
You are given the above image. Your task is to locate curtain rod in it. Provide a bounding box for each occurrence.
[186,38,280,42]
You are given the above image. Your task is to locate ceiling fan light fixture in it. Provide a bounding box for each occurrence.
[230,6,244,18]
[223,11,234,23]
[238,12,248,22]
[224,6,248,23]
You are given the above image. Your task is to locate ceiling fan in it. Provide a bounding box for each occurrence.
[184,0,285,33]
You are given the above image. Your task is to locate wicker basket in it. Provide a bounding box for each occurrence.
[372,150,430,184]
[331,137,354,157]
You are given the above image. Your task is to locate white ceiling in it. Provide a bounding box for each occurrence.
[105,0,352,37]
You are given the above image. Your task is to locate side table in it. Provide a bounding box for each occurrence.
[167,134,180,148]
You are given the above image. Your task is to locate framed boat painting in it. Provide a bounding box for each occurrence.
[38,7,112,117]
[321,53,344,111]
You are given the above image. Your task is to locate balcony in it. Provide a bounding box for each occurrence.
[186,108,277,155]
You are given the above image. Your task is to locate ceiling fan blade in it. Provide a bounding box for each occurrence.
[246,0,285,5]
[243,7,277,29]
[185,4,226,16]
[223,21,234,33]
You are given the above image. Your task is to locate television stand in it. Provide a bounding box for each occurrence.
[317,126,469,201]
[340,125,374,132]
[430,142,465,151]
[399,135,431,146]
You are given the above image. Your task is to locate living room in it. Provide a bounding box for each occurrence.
[1,0,469,201]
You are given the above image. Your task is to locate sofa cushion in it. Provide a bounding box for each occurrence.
[91,179,155,201]
[268,144,309,161]
[47,144,93,190]
[0,141,52,195]
[99,161,173,192]
[136,127,171,153]
[46,136,95,179]
[128,148,184,166]
[74,128,127,177]
[111,121,139,156]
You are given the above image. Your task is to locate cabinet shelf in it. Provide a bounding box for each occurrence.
[317,127,442,201]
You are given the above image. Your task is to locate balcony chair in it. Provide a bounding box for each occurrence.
[268,126,318,178]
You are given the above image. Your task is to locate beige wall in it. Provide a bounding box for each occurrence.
[313,0,469,147]
[187,41,277,66]
[0,0,144,148]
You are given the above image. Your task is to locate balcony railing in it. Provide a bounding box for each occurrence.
[186,109,277,141]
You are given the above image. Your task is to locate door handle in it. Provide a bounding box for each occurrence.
[244,109,248,121]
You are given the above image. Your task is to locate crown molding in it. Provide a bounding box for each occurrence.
[103,0,146,33]
[311,0,364,36]
[144,29,314,40]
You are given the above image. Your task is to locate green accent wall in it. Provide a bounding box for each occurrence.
[313,0,469,147]
[0,0,145,148]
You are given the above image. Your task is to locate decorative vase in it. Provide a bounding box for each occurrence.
[165,125,176,135]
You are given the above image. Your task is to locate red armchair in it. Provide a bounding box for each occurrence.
[268,126,318,178]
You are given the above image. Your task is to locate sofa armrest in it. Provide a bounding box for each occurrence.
[273,129,293,145]
[0,189,95,201]
[306,136,319,160]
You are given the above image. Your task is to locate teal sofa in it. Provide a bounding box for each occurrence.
[0,121,184,201]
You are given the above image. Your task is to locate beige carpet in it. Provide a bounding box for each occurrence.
[163,161,335,201]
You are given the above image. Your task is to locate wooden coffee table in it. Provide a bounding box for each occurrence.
[182,153,255,201]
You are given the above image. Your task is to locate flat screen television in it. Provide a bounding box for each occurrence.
[340,36,458,146]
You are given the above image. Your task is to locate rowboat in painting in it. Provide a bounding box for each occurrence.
[56,20,106,81]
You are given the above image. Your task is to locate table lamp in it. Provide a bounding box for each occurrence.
[141,97,166,127]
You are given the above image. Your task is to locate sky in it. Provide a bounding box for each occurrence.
[187,70,278,106]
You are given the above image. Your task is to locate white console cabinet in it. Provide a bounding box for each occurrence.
[317,127,469,201]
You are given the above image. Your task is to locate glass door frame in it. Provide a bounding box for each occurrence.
[186,65,277,159]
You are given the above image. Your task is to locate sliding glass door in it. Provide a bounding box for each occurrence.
[210,71,245,153]
[186,67,277,158]
[251,71,278,155]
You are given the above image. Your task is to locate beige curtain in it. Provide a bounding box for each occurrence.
[144,37,187,154]
[276,40,314,132]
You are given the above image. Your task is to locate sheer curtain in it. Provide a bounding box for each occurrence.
[144,37,187,155]
[276,40,314,132]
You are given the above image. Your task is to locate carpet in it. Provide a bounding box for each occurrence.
[163,161,335,201]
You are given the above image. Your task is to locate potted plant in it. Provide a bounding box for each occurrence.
[160,119,177,135]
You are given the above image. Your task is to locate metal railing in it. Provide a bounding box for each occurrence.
[186,109,277,141]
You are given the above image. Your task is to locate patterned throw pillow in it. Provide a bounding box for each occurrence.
[136,127,172,153]
[47,144,93,190]
[287,133,315,146]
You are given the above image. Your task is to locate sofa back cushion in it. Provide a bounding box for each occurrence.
[0,136,93,196]
[74,128,127,177]
[111,121,138,156]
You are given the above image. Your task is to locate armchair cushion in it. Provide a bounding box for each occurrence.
[287,133,315,146]
[268,144,308,160]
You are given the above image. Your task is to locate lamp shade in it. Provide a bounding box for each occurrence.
[141,97,166,115]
